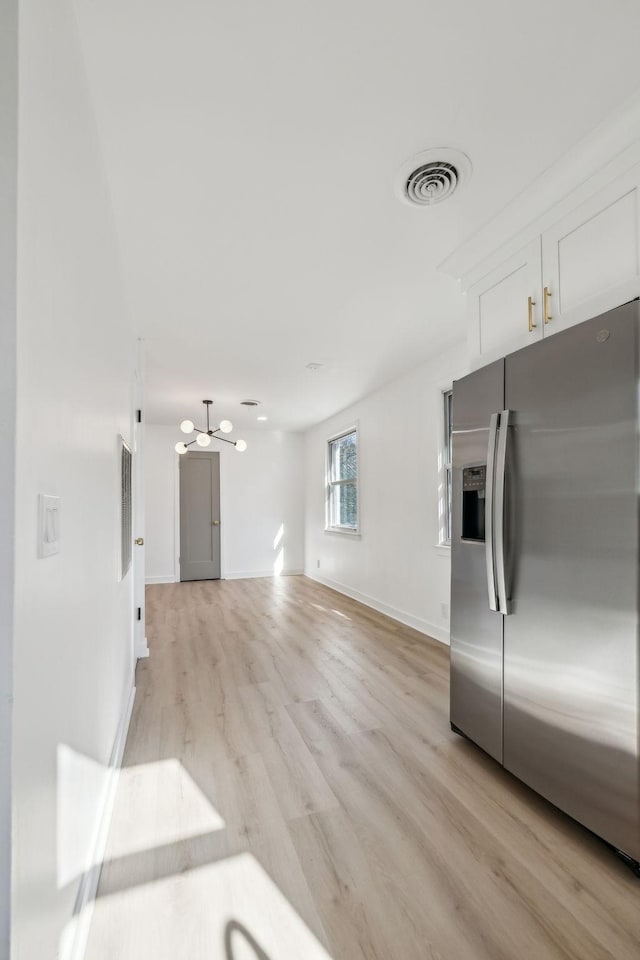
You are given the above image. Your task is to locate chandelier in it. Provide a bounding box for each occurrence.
[174,400,247,454]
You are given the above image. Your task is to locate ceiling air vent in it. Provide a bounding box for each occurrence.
[395,148,471,208]
[406,161,458,206]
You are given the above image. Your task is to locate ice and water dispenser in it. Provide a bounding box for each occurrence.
[461,464,486,542]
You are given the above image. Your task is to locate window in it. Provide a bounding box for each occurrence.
[443,390,453,544]
[326,428,358,533]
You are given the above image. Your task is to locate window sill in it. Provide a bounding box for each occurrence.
[434,542,451,556]
[325,526,361,538]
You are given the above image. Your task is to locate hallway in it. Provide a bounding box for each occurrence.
[85,577,640,960]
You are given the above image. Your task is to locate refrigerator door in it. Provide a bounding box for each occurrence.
[450,359,505,762]
[503,300,640,860]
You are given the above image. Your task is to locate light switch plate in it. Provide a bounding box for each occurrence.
[39,494,61,558]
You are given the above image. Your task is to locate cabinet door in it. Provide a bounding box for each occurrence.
[468,238,542,368]
[542,164,640,335]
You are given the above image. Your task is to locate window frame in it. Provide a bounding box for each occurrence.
[325,425,360,536]
[442,389,453,546]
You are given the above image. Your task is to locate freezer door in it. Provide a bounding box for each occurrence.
[450,359,505,762]
[503,300,640,861]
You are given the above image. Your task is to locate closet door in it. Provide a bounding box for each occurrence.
[179,451,221,581]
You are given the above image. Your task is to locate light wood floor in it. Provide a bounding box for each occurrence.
[85,576,640,960]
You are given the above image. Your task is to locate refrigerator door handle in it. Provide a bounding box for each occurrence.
[495,409,511,615]
[485,413,499,612]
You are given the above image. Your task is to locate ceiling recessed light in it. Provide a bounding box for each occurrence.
[257,416,268,421]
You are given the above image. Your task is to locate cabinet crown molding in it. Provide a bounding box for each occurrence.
[439,93,640,290]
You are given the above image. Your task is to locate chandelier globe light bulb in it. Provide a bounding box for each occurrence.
[177,402,250,454]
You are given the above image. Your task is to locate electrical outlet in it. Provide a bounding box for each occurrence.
[317,559,321,569]
[440,601,449,620]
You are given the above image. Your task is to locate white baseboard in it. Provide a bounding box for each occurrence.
[304,571,450,646]
[62,682,136,960]
[136,640,150,660]
[147,571,305,585]
[223,569,304,580]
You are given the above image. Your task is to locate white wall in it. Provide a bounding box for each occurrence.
[145,426,305,583]
[0,1,17,954]
[304,343,468,644]
[12,2,135,958]
[144,426,179,583]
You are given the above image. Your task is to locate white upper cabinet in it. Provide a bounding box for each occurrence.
[468,239,542,367]
[465,162,640,366]
[541,165,640,335]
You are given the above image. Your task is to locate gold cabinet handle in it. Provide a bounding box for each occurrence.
[211,520,221,526]
[528,296,536,332]
[543,285,552,324]
[135,537,144,546]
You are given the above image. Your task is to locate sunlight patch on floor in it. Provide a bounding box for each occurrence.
[331,609,351,621]
[106,758,226,860]
[84,852,333,960]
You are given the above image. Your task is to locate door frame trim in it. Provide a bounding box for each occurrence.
[173,451,180,581]
[132,359,148,659]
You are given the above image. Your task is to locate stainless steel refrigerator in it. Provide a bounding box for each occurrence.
[450,299,640,874]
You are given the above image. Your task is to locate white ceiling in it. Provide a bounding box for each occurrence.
[74,0,640,430]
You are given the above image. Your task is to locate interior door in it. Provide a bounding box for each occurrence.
[450,359,505,763]
[503,300,640,860]
[179,451,221,582]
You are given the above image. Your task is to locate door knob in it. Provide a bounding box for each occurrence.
[135,537,144,546]
[211,520,221,526]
